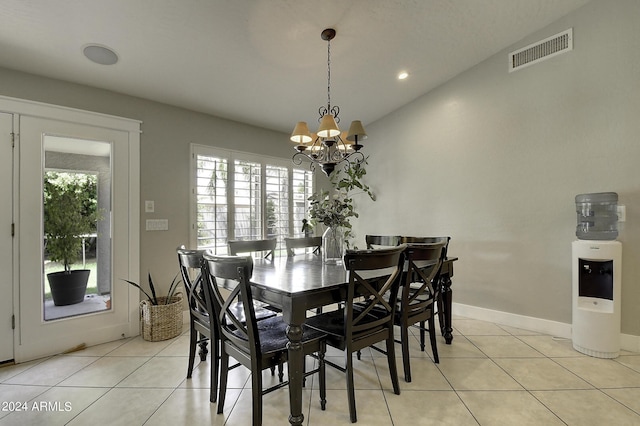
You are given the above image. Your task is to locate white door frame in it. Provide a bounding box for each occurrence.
[0,95,141,363]
[0,112,14,363]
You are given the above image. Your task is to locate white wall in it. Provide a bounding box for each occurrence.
[357,0,640,336]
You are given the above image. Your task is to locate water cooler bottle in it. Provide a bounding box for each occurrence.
[572,192,621,358]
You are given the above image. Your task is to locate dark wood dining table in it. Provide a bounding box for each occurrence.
[249,253,457,425]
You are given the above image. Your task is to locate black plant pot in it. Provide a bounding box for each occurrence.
[47,269,90,306]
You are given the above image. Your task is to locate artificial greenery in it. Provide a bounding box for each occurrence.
[307,157,375,246]
[122,273,181,305]
[43,171,99,273]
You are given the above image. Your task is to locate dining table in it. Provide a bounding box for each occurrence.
[249,253,458,425]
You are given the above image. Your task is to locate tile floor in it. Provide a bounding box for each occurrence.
[2,316,640,425]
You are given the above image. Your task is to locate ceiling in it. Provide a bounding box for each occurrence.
[0,0,590,134]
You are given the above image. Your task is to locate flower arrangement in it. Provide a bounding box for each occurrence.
[307,158,375,246]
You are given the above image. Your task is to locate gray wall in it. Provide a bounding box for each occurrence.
[0,67,291,292]
[1,0,638,337]
[357,0,640,336]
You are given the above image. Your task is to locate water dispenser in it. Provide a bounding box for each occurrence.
[572,190,622,359]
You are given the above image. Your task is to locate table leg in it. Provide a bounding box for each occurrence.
[441,274,454,344]
[286,323,304,426]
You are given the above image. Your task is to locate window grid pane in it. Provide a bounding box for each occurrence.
[292,168,314,236]
[266,165,289,252]
[196,154,228,253]
[234,160,262,240]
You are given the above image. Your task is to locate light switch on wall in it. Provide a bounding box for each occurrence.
[146,219,168,231]
[145,200,155,213]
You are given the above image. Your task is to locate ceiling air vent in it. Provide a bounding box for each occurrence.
[509,28,573,72]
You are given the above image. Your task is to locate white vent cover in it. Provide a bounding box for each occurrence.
[509,28,573,72]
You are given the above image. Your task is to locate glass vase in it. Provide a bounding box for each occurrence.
[322,226,344,265]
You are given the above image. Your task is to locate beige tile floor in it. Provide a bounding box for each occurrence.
[2,316,640,425]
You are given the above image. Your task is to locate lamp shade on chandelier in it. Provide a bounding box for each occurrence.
[291,28,367,176]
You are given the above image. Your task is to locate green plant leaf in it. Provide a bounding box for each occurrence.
[121,279,156,304]
[147,272,158,304]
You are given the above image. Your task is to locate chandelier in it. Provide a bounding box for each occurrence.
[290,28,367,176]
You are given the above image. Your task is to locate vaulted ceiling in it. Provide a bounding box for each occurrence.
[0,0,590,133]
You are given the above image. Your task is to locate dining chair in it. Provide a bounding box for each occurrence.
[399,236,451,332]
[284,236,322,257]
[305,245,406,423]
[393,241,446,382]
[202,253,327,426]
[227,238,282,313]
[228,238,277,260]
[176,247,216,401]
[176,247,277,403]
[365,234,401,249]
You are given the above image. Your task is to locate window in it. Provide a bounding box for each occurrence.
[192,145,313,254]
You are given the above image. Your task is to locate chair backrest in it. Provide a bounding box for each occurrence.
[228,238,277,260]
[176,246,211,327]
[284,236,322,257]
[365,235,401,249]
[201,254,259,359]
[400,236,450,259]
[400,241,447,317]
[343,245,406,344]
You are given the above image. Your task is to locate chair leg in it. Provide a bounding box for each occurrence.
[419,320,426,352]
[346,351,357,423]
[251,363,263,426]
[437,289,445,335]
[187,324,197,378]
[217,351,229,413]
[428,315,439,364]
[198,335,209,362]
[385,335,401,395]
[401,323,412,383]
[210,333,219,402]
[319,342,327,410]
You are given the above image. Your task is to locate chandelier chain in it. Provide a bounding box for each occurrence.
[327,36,331,111]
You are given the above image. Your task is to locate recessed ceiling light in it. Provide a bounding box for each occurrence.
[83,44,119,65]
[398,71,409,80]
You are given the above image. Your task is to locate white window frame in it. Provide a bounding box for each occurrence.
[190,144,314,254]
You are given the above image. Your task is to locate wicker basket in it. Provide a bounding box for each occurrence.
[139,295,183,341]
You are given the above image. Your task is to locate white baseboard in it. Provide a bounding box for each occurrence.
[452,303,640,353]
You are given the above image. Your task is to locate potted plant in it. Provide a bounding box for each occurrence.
[122,273,183,341]
[308,158,375,263]
[44,172,100,306]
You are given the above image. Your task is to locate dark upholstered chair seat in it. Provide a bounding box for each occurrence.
[230,316,326,355]
[307,308,386,349]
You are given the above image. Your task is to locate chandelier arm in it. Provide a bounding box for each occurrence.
[330,106,340,123]
[344,151,365,164]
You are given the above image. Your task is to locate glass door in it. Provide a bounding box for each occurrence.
[17,114,139,362]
